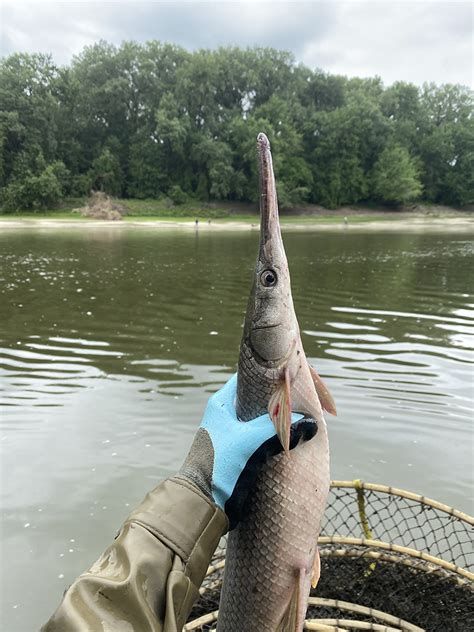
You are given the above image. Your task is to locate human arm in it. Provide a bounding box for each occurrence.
[42,477,226,632]
[42,375,316,631]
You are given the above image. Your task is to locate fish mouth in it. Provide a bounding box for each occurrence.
[257,133,282,251]
[252,323,281,331]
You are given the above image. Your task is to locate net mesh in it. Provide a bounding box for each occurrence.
[185,482,474,632]
[323,483,472,569]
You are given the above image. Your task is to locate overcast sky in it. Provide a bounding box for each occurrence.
[1,1,472,87]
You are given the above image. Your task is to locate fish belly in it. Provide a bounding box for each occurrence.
[217,422,329,631]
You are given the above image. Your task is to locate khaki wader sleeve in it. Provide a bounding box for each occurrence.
[42,477,228,632]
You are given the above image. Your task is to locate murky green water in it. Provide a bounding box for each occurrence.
[1,227,473,630]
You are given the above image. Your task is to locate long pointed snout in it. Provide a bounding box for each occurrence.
[257,133,283,254]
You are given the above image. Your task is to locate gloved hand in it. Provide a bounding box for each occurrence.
[177,374,318,529]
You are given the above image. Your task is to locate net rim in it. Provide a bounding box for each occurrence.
[203,537,474,583]
[184,598,426,631]
[330,480,473,525]
[184,614,410,631]
[307,598,424,632]
[304,621,403,631]
[183,610,218,630]
[319,547,473,588]
[306,620,404,631]
[318,536,474,581]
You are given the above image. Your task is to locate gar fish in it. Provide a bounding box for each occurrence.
[217,133,336,632]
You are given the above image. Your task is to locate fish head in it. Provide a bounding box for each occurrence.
[245,133,298,364]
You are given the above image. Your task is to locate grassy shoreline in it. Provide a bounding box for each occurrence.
[1,216,473,233]
[1,199,472,231]
[0,212,405,223]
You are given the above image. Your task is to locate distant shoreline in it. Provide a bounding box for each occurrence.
[1,215,473,232]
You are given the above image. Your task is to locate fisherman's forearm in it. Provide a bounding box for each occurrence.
[42,478,228,632]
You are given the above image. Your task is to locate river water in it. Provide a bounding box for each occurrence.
[1,226,473,630]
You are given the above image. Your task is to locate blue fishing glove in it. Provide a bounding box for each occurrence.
[177,374,318,529]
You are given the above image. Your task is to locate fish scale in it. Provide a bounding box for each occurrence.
[236,340,279,420]
[218,362,329,630]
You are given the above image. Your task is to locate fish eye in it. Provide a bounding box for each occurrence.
[261,269,277,287]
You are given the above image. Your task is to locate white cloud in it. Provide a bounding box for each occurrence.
[301,2,473,85]
[1,1,472,86]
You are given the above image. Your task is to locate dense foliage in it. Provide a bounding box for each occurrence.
[0,42,472,211]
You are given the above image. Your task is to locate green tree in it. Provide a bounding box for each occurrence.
[128,136,164,199]
[89,148,123,196]
[417,84,473,204]
[191,136,236,199]
[307,94,389,208]
[0,53,61,193]
[381,82,421,152]
[0,44,472,212]
[1,162,64,212]
[371,145,422,205]
[168,184,188,205]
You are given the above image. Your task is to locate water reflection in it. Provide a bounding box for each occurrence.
[0,228,473,630]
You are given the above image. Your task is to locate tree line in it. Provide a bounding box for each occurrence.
[0,41,472,212]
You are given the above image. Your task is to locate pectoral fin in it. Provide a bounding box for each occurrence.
[278,567,306,632]
[309,365,337,416]
[268,367,292,454]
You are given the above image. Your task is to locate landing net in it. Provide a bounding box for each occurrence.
[185,481,474,632]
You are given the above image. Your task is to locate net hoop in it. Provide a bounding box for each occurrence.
[307,599,424,632]
[184,598,426,632]
[318,536,474,582]
[201,536,473,586]
[330,481,473,525]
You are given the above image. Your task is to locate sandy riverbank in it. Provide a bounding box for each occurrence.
[0,216,473,232]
